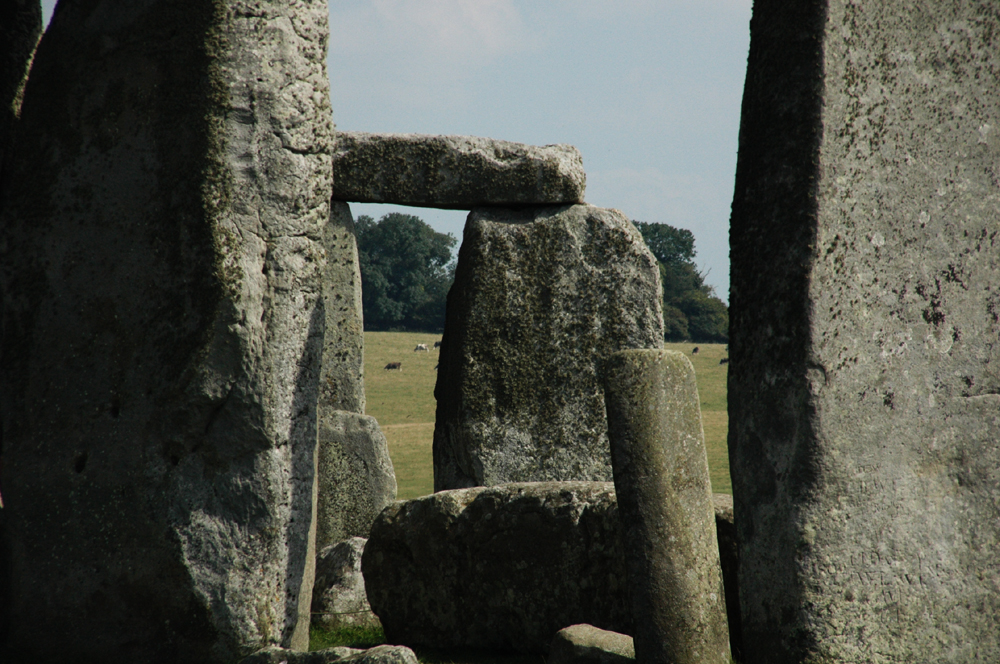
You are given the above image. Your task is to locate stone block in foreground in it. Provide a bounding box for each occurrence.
[729,2,1000,662]
[362,483,632,653]
[549,625,634,664]
[332,132,585,209]
[0,1,332,660]
[311,537,381,631]
[316,412,396,550]
[241,645,418,664]
[604,350,730,664]
[361,483,740,655]
[433,205,663,490]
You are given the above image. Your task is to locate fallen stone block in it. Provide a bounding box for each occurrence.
[363,482,631,653]
[549,624,634,664]
[240,644,418,664]
[332,132,586,209]
[362,482,741,654]
[312,537,381,631]
[434,204,663,490]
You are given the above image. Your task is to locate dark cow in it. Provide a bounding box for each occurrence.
[719,358,729,365]
[384,362,402,371]
[433,341,443,349]
[692,347,700,354]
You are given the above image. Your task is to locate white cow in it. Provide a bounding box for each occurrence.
[414,343,429,352]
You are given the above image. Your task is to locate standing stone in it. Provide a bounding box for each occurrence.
[321,201,365,414]
[315,411,397,550]
[0,1,333,661]
[0,0,41,174]
[434,204,663,490]
[311,537,381,631]
[729,2,1000,662]
[332,132,586,209]
[603,350,730,664]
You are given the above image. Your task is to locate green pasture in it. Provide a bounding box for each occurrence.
[363,332,731,499]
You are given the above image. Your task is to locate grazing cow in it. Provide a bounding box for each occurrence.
[692,347,700,354]
[719,358,729,365]
[384,362,402,371]
[414,343,429,352]
[433,341,443,349]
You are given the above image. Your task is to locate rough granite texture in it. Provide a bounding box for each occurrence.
[0,0,40,174]
[433,205,663,490]
[311,537,381,631]
[240,644,418,664]
[321,201,365,414]
[549,625,635,664]
[0,1,333,661]
[362,482,740,654]
[604,350,730,664]
[363,483,631,653]
[316,411,396,550]
[331,132,586,209]
[729,2,1000,663]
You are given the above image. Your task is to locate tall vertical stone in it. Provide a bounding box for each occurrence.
[433,204,663,490]
[604,350,730,664]
[729,2,1000,662]
[321,201,366,414]
[0,1,333,661]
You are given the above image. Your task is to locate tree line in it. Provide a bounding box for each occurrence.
[356,212,727,342]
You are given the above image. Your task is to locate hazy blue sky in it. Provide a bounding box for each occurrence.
[41,0,752,300]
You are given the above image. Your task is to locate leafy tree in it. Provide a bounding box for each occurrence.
[634,220,729,343]
[355,212,456,332]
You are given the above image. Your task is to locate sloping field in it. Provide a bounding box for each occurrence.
[364,332,731,498]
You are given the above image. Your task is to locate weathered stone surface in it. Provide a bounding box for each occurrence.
[433,205,663,490]
[241,644,418,664]
[710,493,742,661]
[332,132,586,209]
[0,0,41,174]
[316,412,396,550]
[363,482,632,653]
[363,483,740,655]
[549,624,634,664]
[604,350,730,664]
[0,1,333,661]
[321,201,365,414]
[729,2,1000,663]
[312,537,381,631]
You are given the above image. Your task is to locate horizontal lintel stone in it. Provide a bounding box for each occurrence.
[332,132,586,209]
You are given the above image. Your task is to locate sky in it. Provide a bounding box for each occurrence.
[41,0,753,301]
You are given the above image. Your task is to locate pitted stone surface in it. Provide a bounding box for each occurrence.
[332,132,586,209]
[0,1,333,660]
[316,412,396,550]
[362,483,740,655]
[362,483,632,653]
[311,537,381,631]
[604,350,730,664]
[321,202,366,414]
[433,204,663,490]
[729,2,1000,662]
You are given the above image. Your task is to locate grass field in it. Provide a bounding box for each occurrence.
[364,332,731,499]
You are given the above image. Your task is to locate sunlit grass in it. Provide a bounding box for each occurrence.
[365,333,731,497]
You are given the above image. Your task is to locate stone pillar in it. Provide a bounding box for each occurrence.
[0,0,333,660]
[730,1,1000,662]
[603,349,730,664]
[315,411,397,550]
[433,204,663,490]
